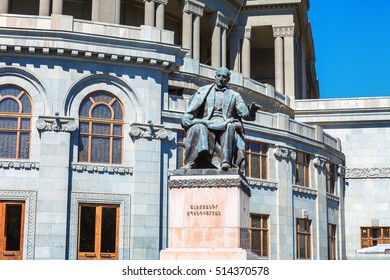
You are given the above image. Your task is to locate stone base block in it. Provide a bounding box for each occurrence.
[160,248,259,260]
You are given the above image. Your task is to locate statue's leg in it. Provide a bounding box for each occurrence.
[183,123,209,168]
[219,123,234,170]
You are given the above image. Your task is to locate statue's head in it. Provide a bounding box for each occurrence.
[215,67,231,88]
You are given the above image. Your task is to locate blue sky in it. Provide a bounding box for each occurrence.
[308,1,390,99]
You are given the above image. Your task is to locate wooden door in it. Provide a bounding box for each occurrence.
[0,201,25,260]
[77,204,119,260]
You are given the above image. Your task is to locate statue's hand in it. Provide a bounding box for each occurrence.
[249,102,262,113]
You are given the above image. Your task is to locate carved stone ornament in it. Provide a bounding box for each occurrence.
[211,11,229,30]
[246,178,278,190]
[345,167,390,179]
[313,155,327,169]
[273,145,296,160]
[71,163,133,175]
[36,114,78,133]
[129,122,174,141]
[273,25,295,37]
[337,165,346,177]
[181,0,205,17]
[0,160,39,170]
[326,193,340,203]
[293,185,317,197]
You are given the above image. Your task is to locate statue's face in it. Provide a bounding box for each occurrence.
[215,68,230,88]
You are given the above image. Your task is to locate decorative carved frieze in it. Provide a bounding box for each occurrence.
[273,145,296,161]
[129,121,175,141]
[293,185,317,197]
[246,178,278,189]
[36,113,77,133]
[71,163,133,175]
[181,0,205,17]
[169,175,251,197]
[345,167,390,179]
[273,25,295,37]
[0,160,39,170]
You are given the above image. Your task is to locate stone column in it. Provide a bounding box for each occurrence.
[181,0,205,60]
[91,0,100,21]
[34,115,77,259]
[283,25,295,100]
[39,0,51,16]
[52,0,63,14]
[273,143,296,259]
[0,0,9,13]
[313,156,329,259]
[144,0,156,26]
[242,27,251,78]
[273,27,284,93]
[221,27,227,67]
[155,0,167,29]
[210,12,228,68]
[230,26,240,72]
[193,15,201,61]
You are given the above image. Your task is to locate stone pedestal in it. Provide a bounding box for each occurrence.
[160,169,258,260]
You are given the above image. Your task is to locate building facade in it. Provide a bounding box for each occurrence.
[0,0,382,260]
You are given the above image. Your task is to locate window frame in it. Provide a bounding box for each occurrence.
[0,201,25,260]
[328,223,337,260]
[296,218,312,259]
[245,140,268,180]
[78,91,124,164]
[77,203,120,260]
[295,151,310,187]
[250,213,269,258]
[0,85,33,160]
[361,227,390,248]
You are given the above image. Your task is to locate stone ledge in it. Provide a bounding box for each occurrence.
[71,163,133,175]
[292,185,317,197]
[0,160,39,170]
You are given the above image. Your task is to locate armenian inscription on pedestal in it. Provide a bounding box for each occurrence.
[160,168,258,260]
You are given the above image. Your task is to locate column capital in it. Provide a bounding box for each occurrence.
[273,24,295,37]
[180,0,205,17]
[239,26,252,40]
[313,155,328,170]
[144,0,167,4]
[273,145,296,161]
[36,114,78,133]
[210,11,229,30]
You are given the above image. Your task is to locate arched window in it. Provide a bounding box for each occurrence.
[78,92,124,164]
[0,85,32,159]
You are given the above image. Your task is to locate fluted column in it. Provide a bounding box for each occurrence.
[210,12,228,68]
[155,0,168,29]
[52,0,63,14]
[242,27,251,78]
[0,0,9,13]
[181,0,205,59]
[144,0,156,26]
[284,26,295,100]
[274,33,284,93]
[193,15,201,61]
[39,0,51,16]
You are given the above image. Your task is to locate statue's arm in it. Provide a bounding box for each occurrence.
[235,93,261,121]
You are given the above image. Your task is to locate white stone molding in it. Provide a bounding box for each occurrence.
[273,25,295,37]
[69,192,131,260]
[36,114,77,133]
[0,190,37,260]
[293,185,317,197]
[181,0,205,17]
[345,167,390,179]
[246,178,278,189]
[273,145,296,161]
[0,160,39,171]
[313,155,328,169]
[129,121,175,141]
[326,193,340,203]
[71,163,133,175]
